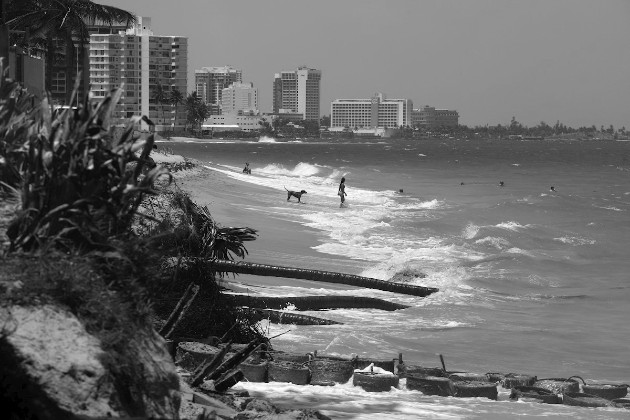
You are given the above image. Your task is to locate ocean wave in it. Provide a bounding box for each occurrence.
[554,236,596,246]
[594,205,623,212]
[462,222,480,239]
[384,199,443,211]
[418,320,469,331]
[258,136,277,143]
[496,221,531,231]
[505,247,535,257]
[257,162,322,177]
[475,236,511,250]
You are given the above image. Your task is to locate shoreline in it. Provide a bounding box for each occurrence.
[167,158,369,293]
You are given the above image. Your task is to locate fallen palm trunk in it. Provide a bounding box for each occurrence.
[228,294,409,311]
[211,260,438,297]
[246,308,342,325]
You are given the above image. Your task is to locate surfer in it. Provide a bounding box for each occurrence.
[242,162,251,174]
[338,177,347,207]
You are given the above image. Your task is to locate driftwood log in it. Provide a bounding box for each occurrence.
[246,308,342,325]
[228,294,409,311]
[211,260,438,297]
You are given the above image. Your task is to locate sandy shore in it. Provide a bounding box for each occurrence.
[167,160,366,293]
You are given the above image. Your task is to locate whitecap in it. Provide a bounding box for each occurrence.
[554,236,596,246]
[475,236,511,249]
[496,221,530,231]
[258,135,277,142]
[462,222,480,239]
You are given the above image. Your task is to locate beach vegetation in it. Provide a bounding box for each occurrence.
[184,91,209,133]
[0,65,266,353]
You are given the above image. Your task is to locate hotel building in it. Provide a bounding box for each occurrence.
[411,106,459,128]
[88,16,188,131]
[330,93,412,129]
[195,66,242,115]
[221,82,258,115]
[273,66,321,121]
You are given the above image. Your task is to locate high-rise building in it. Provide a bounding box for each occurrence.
[221,82,258,115]
[272,66,321,121]
[330,93,412,129]
[195,66,242,115]
[45,17,131,105]
[411,106,459,128]
[88,16,188,131]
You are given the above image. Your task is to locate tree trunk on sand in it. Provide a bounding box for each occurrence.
[162,283,200,340]
[246,308,342,325]
[190,342,232,387]
[228,294,409,311]
[211,260,438,297]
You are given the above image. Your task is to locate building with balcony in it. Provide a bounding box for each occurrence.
[330,93,412,129]
[88,16,188,131]
[411,106,459,128]
[273,66,321,121]
[195,66,242,115]
[221,82,258,115]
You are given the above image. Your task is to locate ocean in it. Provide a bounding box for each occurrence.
[162,137,630,419]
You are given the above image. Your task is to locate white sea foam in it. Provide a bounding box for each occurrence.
[257,162,322,177]
[496,221,530,231]
[462,222,480,239]
[258,135,277,143]
[554,236,596,246]
[505,247,535,257]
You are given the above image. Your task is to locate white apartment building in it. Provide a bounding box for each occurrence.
[89,16,188,131]
[202,113,275,133]
[195,66,242,115]
[330,93,412,129]
[221,82,258,115]
[273,66,321,121]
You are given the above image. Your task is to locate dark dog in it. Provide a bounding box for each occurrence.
[285,187,307,203]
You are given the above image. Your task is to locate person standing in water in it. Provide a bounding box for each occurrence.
[338,177,347,207]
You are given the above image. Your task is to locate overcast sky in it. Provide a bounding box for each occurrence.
[100,0,629,129]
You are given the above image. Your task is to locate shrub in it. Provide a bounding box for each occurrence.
[1,69,170,253]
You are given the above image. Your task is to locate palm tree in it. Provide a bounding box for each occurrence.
[169,88,183,130]
[210,260,439,297]
[184,91,208,133]
[3,0,135,104]
[152,82,168,129]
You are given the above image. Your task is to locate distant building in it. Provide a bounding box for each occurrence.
[203,113,276,133]
[330,93,412,129]
[195,66,242,115]
[273,66,321,121]
[88,16,188,131]
[411,106,459,128]
[221,82,258,115]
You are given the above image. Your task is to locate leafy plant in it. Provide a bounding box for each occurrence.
[1,74,171,252]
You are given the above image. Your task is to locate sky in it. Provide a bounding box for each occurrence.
[99,0,630,129]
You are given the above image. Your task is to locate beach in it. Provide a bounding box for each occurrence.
[155,138,630,419]
[171,162,368,293]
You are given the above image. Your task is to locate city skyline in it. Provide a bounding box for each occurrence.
[99,0,630,129]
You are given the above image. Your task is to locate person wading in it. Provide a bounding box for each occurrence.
[338,177,347,207]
